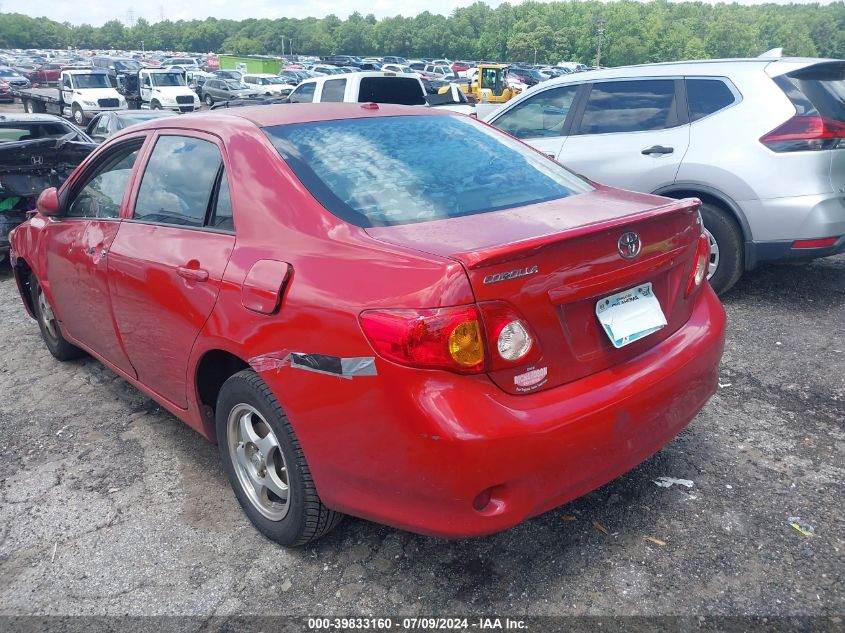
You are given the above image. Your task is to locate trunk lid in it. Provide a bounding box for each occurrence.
[366,187,704,394]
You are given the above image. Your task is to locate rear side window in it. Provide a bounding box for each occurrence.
[493,85,579,139]
[321,79,346,102]
[577,80,678,134]
[290,82,315,103]
[358,77,424,105]
[686,79,737,121]
[264,115,593,227]
[775,62,845,123]
[134,135,223,227]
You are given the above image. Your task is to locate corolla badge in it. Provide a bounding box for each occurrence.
[483,265,539,285]
[617,232,642,259]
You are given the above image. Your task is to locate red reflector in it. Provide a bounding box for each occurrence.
[360,102,379,110]
[792,237,839,249]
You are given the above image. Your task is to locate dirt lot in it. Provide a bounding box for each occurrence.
[0,245,844,621]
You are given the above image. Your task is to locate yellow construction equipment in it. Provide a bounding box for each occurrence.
[438,64,521,104]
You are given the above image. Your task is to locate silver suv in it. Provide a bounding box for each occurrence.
[485,57,845,293]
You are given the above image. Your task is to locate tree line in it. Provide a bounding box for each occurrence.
[0,1,843,66]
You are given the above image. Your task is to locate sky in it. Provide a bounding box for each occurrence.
[4,0,839,26]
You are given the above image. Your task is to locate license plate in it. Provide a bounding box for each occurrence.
[595,282,667,349]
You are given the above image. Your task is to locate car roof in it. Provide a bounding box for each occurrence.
[119,103,449,135]
[542,57,838,84]
[0,113,70,123]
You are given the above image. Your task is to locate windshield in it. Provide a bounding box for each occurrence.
[151,73,186,87]
[0,69,21,77]
[264,115,592,227]
[73,73,111,89]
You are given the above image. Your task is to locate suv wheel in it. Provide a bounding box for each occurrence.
[700,202,743,295]
[205,94,214,106]
[216,370,344,546]
[29,273,85,361]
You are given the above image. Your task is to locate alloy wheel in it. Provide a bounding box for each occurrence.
[704,226,719,281]
[227,403,290,521]
[37,286,59,340]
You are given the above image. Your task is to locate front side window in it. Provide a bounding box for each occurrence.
[577,80,678,135]
[493,85,579,139]
[686,78,736,122]
[321,79,346,102]
[67,144,141,219]
[264,115,593,227]
[134,136,223,227]
[290,82,315,103]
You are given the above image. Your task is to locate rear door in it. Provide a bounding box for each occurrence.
[488,83,583,160]
[108,132,236,408]
[558,78,690,192]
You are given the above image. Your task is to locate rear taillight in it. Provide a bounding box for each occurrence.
[360,306,485,373]
[686,234,710,297]
[760,116,845,152]
[476,301,539,370]
[360,302,538,374]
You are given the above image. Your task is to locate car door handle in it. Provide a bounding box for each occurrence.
[177,266,209,282]
[641,145,674,155]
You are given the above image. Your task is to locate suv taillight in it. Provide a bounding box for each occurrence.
[760,115,845,152]
[360,302,539,374]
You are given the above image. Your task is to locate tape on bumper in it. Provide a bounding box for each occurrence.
[248,352,377,379]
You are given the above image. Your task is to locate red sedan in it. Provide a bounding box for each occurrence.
[9,104,725,546]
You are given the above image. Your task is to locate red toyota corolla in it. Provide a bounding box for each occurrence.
[9,104,725,546]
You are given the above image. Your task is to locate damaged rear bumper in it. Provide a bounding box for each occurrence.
[263,285,726,538]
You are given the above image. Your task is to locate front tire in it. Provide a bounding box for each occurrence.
[151,100,162,110]
[29,273,85,361]
[216,370,343,546]
[72,105,86,126]
[205,94,214,107]
[700,202,743,295]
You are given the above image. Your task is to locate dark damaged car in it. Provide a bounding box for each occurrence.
[0,114,95,262]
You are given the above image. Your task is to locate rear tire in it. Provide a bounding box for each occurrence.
[29,273,85,361]
[700,202,743,295]
[216,370,343,546]
[24,99,35,113]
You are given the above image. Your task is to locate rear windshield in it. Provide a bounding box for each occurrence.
[776,62,845,123]
[264,114,592,227]
[357,77,425,105]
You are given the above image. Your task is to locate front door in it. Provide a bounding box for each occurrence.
[60,73,73,105]
[44,139,145,376]
[489,83,582,160]
[108,132,236,408]
[557,79,690,192]
[140,73,153,103]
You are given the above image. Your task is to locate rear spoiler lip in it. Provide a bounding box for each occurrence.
[449,197,701,270]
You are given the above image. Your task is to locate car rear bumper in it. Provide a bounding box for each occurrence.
[279,285,726,538]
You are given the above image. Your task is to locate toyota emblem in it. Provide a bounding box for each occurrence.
[617,232,642,259]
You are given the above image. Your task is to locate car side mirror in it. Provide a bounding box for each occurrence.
[36,187,61,217]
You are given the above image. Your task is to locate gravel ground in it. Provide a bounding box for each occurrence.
[0,249,843,621]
